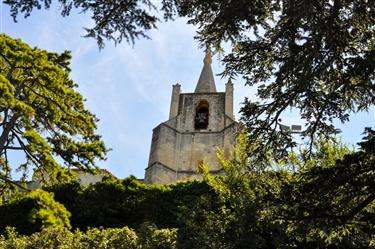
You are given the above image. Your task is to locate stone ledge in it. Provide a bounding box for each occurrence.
[152,121,237,134]
[180,92,226,96]
[145,161,224,175]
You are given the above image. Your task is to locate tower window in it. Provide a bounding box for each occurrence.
[195,100,209,130]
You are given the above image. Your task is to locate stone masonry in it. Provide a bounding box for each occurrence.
[144,50,239,184]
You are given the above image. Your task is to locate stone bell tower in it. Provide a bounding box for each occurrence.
[144,50,238,184]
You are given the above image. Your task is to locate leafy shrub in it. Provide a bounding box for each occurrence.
[138,222,177,249]
[0,227,29,249]
[0,177,219,238]
[79,227,138,249]
[0,226,177,249]
[0,189,71,235]
[44,177,219,231]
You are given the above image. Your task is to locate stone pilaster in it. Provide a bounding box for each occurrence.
[225,79,234,119]
[169,83,180,119]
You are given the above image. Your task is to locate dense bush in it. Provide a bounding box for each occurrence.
[0,178,219,235]
[0,226,177,249]
[0,190,71,235]
[45,177,219,231]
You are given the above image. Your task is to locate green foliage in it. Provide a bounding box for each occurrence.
[178,0,375,159]
[78,227,139,249]
[278,129,375,248]
[138,223,177,249]
[3,2,374,248]
[0,132,372,248]
[0,227,29,249]
[0,189,71,235]
[194,131,375,248]
[28,190,71,230]
[190,133,290,248]
[22,227,76,249]
[4,0,166,49]
[0,34,107,191]
[65,178,218,231]
[0,177,219,236]
[0,130,373,248]
[0,226,177,249]
[5,1,374,158]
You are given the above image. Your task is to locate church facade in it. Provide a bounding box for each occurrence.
[144,51,239,184]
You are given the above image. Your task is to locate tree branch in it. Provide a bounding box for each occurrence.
[0,175,30,192]
[0,115,18,154]
[344,192,375,220]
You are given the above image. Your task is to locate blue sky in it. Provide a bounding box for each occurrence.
[1,3,374,179]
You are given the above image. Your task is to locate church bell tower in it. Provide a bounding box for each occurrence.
[145,50,238,184]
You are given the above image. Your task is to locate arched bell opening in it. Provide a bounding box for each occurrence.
[195,100,209,130]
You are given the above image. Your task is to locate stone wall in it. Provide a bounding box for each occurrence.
[145,91,238,184]
[177,93,227,132]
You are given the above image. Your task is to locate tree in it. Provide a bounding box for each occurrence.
[276,130,374,248]
[196,131,374,248]
[0,34,107,190]
[5,0,374,158]
[4,0,167,49]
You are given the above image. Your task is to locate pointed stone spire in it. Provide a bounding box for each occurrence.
[195,48,217,93]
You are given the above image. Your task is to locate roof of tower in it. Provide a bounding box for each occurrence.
[194,48,217,93]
